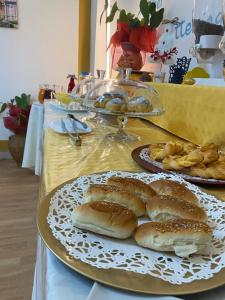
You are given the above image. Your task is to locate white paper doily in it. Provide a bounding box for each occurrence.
[47,171,225,284]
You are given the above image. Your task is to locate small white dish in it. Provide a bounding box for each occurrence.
[50,119,92,134]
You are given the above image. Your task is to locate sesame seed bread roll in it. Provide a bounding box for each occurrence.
[107,176,156,203]
[71,201,138,239]
[149,179,198,204]
[86,184,145,217]
[146,195,206,222]
[135,219,212,257]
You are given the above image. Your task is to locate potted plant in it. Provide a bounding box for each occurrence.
[104,0,164,71]
[0,93,31,165]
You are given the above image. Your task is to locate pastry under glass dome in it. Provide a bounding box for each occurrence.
[82,76,164,141]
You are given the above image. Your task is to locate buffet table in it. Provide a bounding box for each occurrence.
[32,97,225,300]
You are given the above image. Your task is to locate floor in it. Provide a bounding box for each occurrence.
[0,159,39,300]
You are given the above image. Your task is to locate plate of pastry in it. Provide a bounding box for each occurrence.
[131,142,225,185]
[82,80,164,117]
[38,171,225,295]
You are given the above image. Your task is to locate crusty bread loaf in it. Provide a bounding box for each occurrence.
[105,98,126,112]
[126,97,153,113]
[135,219,212,257]
[149,179,198,204]
[146,195,206,222]
[71,201,137,239]
[107,176,156,203]
[86,184,145,217]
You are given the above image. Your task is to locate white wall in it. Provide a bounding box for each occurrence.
[0,0,79,139]
[90,0,108,75]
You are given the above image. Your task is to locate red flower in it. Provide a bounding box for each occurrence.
[108,22,130,49]
[3,105,31,134]
[117,22,130,33]
[9,105,21,117]
[3,116,25,134]
[129,26,157,53]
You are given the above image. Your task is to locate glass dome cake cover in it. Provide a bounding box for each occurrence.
[83,78,164,117]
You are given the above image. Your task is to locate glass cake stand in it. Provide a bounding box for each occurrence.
[82,78,164,142]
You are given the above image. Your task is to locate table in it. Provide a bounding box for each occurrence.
[32,101,225,300]
[23,84,225,176]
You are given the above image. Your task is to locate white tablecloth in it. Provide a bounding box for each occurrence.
[31,102,225,300]
[22,103,44,175]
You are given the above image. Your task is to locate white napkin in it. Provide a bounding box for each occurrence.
[86,282,183,300]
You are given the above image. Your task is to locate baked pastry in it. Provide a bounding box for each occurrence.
[149,142,183,161]
[200,148,219,164]
[163,155,184,171]
[107,176,156,203]
[188,161,225,180]
[86,184,145,217]
[149,144,165,160]
[146,195,206,222]
[94,92,126,109]
[134,219,212,257]
[200,143,219,152]
[187,163,210,178]
[149,179,198,204]
[175,149,204,168]
[163,150,203,170]
[94,94,112,108]
[127,96,153,113]
[163,142,183,157]
[105,98,127,112]
[149,141,224,180]
[183,143,198,154]
[218,153,225,162]
[71,201,137,239]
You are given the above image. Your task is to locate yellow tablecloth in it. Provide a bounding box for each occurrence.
[147,84,225,148]
[43,119,176,194]
[42,117,225,201]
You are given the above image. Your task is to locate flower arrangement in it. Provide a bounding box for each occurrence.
[104,0,164,71]
[107,0,164,52]
[1,93,31,135]
[150,47,178,64]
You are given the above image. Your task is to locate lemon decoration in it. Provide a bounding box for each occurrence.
[182,78,196,85]
[54,93,74,106]
[182,67,209,85]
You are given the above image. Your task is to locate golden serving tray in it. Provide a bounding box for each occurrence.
[37,177,225,296]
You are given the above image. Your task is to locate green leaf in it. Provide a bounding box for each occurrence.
[15,94,30,110]
[100,0,109,24]
[126,13,135,22]
[140,0,150,25]
[118,9,128,22]
[130,17,141,28]
[0,102,7,113]
[150,8,164,28]
[148,2,156,14]
[106,2,118,23]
